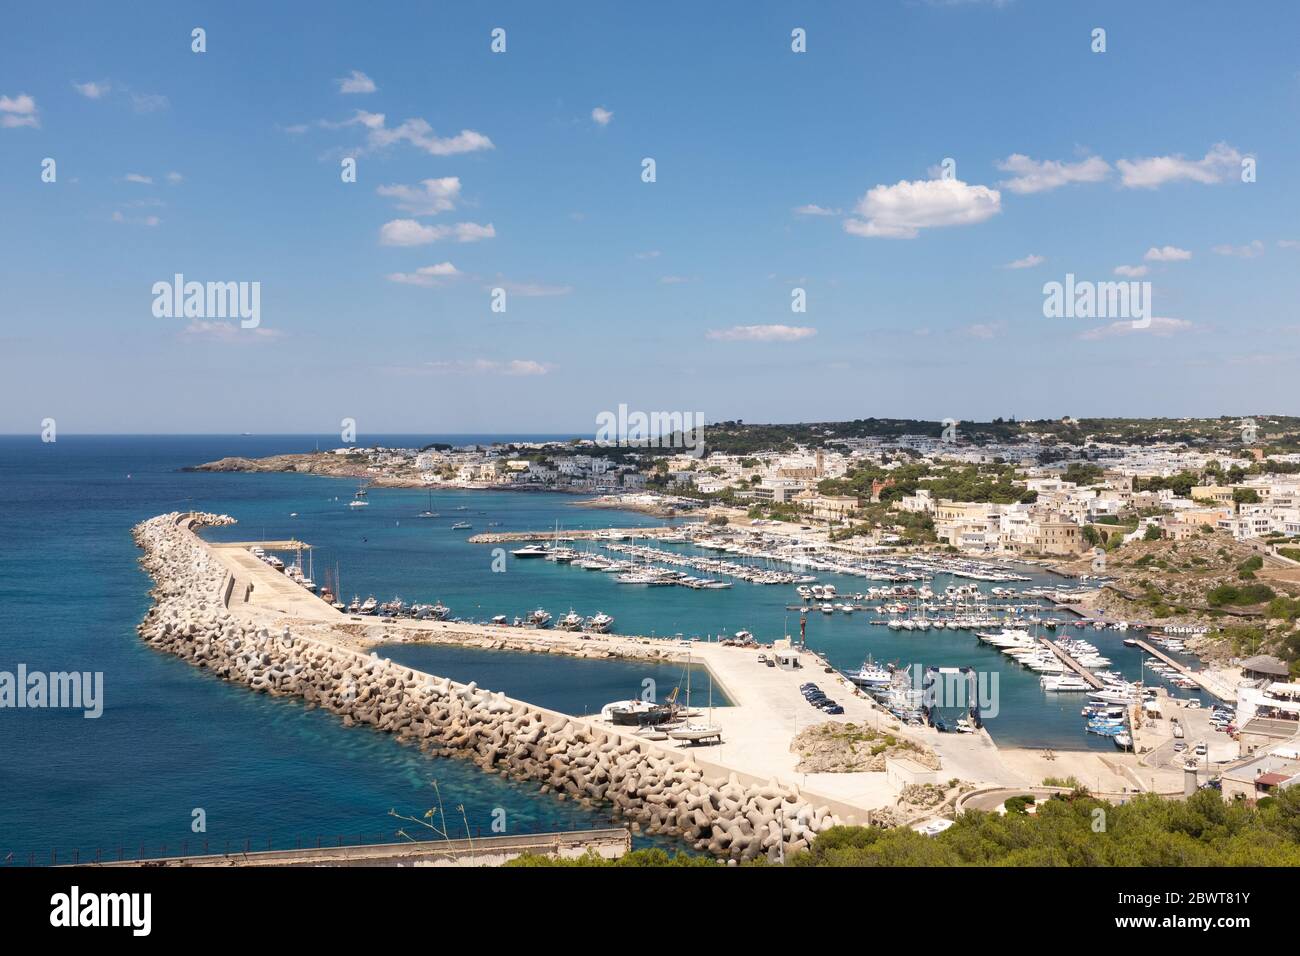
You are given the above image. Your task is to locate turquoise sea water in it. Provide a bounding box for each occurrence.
[0,435,1203,864]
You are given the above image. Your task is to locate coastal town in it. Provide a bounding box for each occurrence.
[186,416,1300,830]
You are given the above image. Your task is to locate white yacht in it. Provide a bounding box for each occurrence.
[558,609,584,631]
[586,611,614,633]
[1041,674,1091,692]
[511,544,550,558]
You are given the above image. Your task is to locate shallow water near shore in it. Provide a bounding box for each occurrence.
[0,434,1204,862]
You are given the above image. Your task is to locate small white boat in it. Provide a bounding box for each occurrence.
[586,611,614,633]
[668,723,723,744]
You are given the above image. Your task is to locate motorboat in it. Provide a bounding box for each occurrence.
[451,521,472,530]
[1041,674,1091,692]
[558,609,584,631]
[527,608,552,628]
[585,611,615,633]
[511,544,550,558]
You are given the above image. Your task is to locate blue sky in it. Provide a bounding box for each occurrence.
[2,0,1299,434]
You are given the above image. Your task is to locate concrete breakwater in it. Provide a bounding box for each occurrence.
[133,512,843,862]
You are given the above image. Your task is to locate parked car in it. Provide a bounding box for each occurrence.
[1195,742,1208,756]
[1173,741,1187,752]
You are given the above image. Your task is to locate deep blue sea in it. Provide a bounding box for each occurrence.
[0,434,1203,864]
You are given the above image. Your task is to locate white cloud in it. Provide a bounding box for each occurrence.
[183,321,282,343]
[843,178,1001,239]
[1003,254,1044,269]
[706,324,817,342]
[124,173,154,185]
[354,112,492,155]
[1078,317,1193,340]
[591,106,613,126]
[131,92,169,113]
[1212,240,1265,259]
[1278,240,1300,249]
[337,70,377,94]
[166,171,183,184]
[72,80,111,99]
[659,275,689,285]
[111,211,161,227]
[633,250,660,259]
[386,262,462,287]
[995,154,1111,194]
[1113,264,1149,278]
[379,219,495,245]
[376,177,461,215]
[964,321,1007,339]
[0,93,39,128]
[496,281,573,297]
[1144,245,1192,262]
[1117,142,1244,189]
[794,204,840,216]
[415,358,551,376]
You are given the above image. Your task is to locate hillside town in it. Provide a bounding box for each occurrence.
[239,422,1300,563]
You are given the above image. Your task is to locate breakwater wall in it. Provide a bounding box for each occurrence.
[134,512,843,862]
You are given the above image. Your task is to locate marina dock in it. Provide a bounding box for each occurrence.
[1038,637,1104,689]
[467,527,676,543]
[195,526,1021,818]
[1132,639,1236,703]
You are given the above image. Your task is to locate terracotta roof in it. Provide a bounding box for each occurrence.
[1256,773,1291,787]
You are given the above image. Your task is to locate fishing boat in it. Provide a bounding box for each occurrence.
[359,596,378,614]
[451,521,472,530]
[557,609,584,631]
[527,608,552,628]
[585,611,614,633]
[845,657,893,690]
[599,699,675,726]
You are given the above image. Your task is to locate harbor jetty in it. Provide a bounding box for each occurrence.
[466,527,676,544]
[1132,639,1236,703]
[134,512,854,862]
